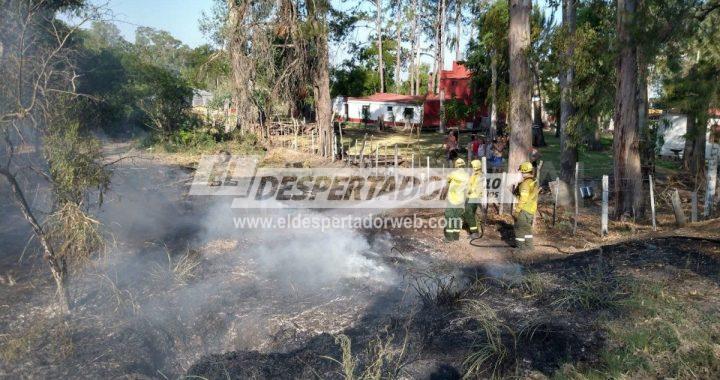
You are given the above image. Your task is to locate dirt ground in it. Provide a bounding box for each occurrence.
[1,145,719,379]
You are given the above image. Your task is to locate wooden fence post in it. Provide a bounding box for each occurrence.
[394,144,399,184]
[705,159,717,218]
[499,172,507,215]
[426,156,430,181]
[573,162,579,235]
[649,174,657,231]
[359,137,367,166]
[691,191,698,223]
[482,157,488,224]
[375,145,380,175]
[311,130,316,153]
[602,175,609,236]
[411,153,415,180]
[552,176,559,226]
[671,189,687,227]
[338,121,344,158]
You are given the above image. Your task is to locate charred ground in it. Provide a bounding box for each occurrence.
[1,151,720,379]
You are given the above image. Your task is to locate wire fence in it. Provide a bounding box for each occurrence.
[263,126,720,234]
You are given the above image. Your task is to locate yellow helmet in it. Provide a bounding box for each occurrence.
[454,158,466,168]
[471,159,482,171]
[519,161,534,174]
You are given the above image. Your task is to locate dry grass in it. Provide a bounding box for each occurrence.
[0,316,75,364]
[45,202,105,273]
[459,299,515,379]
[150,246,203,285]
[326,327,412,380]
[411,271,463,309]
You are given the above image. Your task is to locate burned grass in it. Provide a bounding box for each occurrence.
[184,234,720,379]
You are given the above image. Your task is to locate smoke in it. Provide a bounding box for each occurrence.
[60,160,402,374]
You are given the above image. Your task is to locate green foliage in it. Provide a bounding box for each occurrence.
[76,22,223,137]
[331,37,400,97]
[551,0,616,146]
[44,120,109,272]
[444,99,472,125]
[44,122,110,205]
[465,0,509,112]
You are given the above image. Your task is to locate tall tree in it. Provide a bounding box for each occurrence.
[393,1,404,93]
[409,0,420,95]
[454,0,464,61]
[1,0,110,313]
[559,0,577,185]
[433,0,447,93]
[612,0,642,218]
[508,0,533,173]
[306,0,333,156]
[375,0,385,93]
[469,0,509,140]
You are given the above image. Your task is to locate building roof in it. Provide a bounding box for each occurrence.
[347,93,425,104]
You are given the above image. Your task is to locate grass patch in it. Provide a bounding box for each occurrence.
[506,271,552,298]
[539,132,614,179]
[340,125,447,165]
[552,262,626,311]
[460,299,516,378]
[141,128,265,157]
[555,277,720,379]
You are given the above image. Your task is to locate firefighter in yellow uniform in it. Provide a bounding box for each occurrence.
[513,162,539,250]
[445,158,469,241]
[465,159,484,239]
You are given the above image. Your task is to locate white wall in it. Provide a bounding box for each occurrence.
[345,100,423,124]
[658,113,720,159]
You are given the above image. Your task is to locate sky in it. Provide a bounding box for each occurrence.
[97,0,215,47]
[90,0,558,70]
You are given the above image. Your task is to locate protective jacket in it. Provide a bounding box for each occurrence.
[468,173,484,200]
[447,169,469,206]
[515,177,539,215]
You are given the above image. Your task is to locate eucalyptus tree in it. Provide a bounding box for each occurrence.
[508,0,533,173]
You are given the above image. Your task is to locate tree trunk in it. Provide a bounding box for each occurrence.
[307,0,332,156]
[434,0,446,94]
[455,0,462,62]
[490,50,498,140]
[637,50,651,178]
[0,168,70,313]
[415,45,421,95]
[410,0,418,95]
[227,0,252,133]
[560,0,577,184]
[683,114,707,175]
[613,0,643,219]
[508,0,533,174]
[376,0,385,93]
[395,9,402,93]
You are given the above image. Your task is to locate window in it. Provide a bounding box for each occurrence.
[387,106,393,111]
[403,107,414,121]
[361,105,370,122]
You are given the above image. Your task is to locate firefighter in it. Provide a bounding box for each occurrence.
[466,159,484,239]
[445,158,469,241]
[513,161,540,251]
